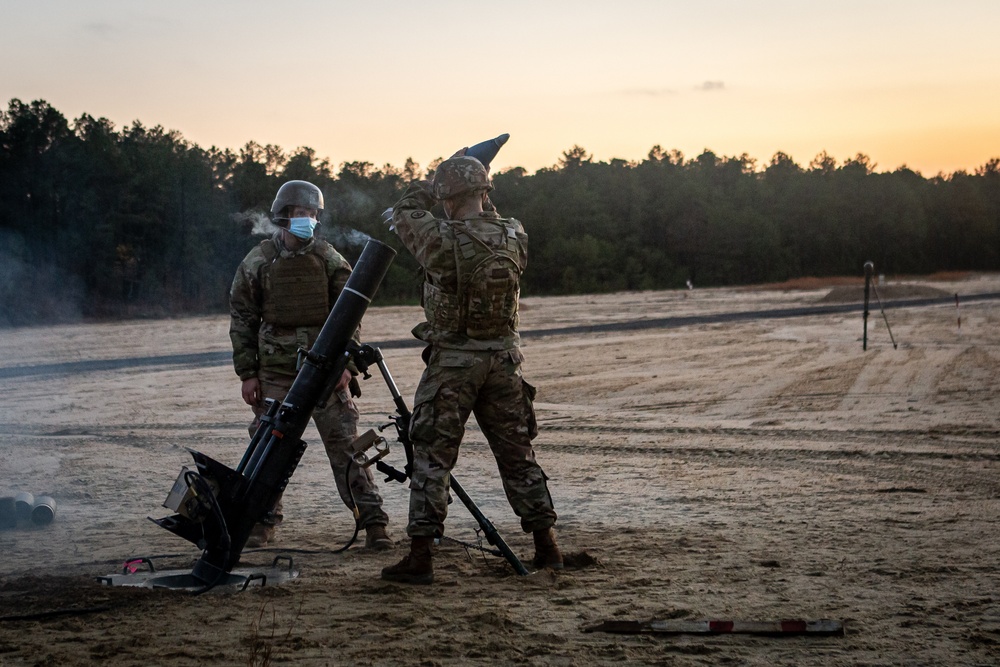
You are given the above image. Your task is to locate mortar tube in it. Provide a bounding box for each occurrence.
[31,495,56,525]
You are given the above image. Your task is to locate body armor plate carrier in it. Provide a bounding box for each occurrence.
[423,219,526,339]
[259,239,330,327]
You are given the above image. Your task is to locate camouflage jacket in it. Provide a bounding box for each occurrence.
[229,233,355,380]
[391,181,526,351]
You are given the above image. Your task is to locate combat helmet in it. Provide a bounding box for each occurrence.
[271,180,324,223]
[432,156,493,200]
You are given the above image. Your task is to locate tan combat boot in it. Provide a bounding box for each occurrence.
[245,523,276,548]
[365,524,394,551]
[532,527,564,570]
[381,536,434,585]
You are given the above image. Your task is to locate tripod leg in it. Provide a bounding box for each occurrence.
[870,283,898,349]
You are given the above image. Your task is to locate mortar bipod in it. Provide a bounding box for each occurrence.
[349,344,530,576]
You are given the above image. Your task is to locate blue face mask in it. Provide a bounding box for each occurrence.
[288,217,318,239]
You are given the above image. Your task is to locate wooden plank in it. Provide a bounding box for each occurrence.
[585,619,844,636]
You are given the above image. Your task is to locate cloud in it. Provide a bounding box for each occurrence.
[696,81,725,92]
[83,22,117,38]
[618,82,726,97]
[620,87,678,97]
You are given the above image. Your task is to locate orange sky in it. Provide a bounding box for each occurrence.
[2,1,999,176]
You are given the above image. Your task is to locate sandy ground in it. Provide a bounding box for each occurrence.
[1,274,999,666]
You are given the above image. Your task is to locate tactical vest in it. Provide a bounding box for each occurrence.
[259,239,330,327]
[423,218,527,340]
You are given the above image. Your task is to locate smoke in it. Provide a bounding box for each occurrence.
[321,185,379,250]
[0,229,84,327]
[228,209,371,251]
[339,187,376,218]
[324,225,372,251]
[231,210,277,236]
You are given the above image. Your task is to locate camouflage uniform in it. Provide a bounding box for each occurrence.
[390,181,557,538]
[229,232,388,529]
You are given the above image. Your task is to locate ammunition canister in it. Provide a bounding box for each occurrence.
[0,496,15,529]
[14,491,34,521]
[31,495,56,525]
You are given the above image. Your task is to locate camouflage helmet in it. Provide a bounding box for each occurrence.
[432,156,493,200]
[271,180,324,222]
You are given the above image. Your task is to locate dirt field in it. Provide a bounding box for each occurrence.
[1,274,999,666]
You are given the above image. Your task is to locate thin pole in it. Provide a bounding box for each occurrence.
[863,261,873,351]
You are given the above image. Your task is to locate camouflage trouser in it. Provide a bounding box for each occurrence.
[406,346,557,537]
[251,370,389,528]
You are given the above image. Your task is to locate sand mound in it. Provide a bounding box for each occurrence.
[818,283,951,303]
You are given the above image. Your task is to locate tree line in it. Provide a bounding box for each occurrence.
[2,98,998,327]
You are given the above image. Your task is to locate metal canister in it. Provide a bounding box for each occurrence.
[31,495,56,525]
[14,491,35,521]
[0,495,15,529]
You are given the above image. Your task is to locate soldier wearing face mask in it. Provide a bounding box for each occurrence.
[229,180,393,550]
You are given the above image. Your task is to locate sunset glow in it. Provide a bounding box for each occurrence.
[2,0,998,176]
